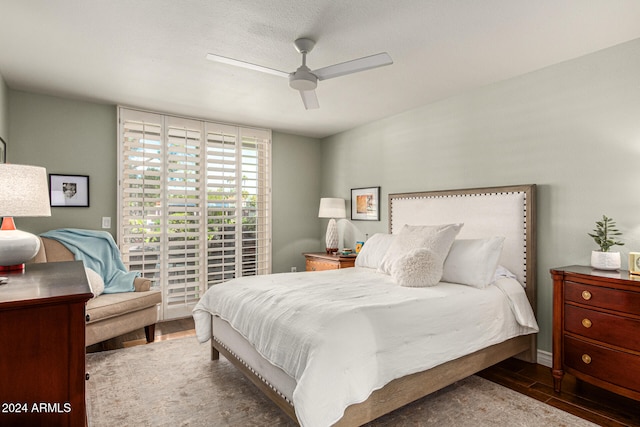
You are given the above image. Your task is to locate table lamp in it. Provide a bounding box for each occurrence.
[318,198,346,254]
[0,164,52,272]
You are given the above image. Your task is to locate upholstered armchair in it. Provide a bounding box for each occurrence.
[30,236,162,347]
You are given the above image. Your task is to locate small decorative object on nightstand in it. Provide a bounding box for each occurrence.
[587,215,623,270]
[551,265,640,401]
[304,252,356,271]
[629,252,640,276]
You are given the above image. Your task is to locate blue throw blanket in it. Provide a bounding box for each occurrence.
[41,228,139,293]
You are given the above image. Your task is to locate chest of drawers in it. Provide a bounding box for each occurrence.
[0,261,92,426]
[551,265,640,400]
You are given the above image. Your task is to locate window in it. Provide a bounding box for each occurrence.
[118,108,271,320]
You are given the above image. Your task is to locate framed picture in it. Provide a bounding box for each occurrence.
[351,186,380,221]
[0,136,5,163]
[49,174,90,207]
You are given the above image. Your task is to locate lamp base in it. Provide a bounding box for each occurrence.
[0,263,25,272]
[0,225,41,268]
[325,218,339,255]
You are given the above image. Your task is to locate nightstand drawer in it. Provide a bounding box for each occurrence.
[564,335,640,393]
[306,259,337,272]
[304,252,356,271]
[564,305,640,352]
[565,280,640,315]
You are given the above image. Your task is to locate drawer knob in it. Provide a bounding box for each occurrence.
[581,354,592,364]
[581,318,592,328]
[581,290,592,301]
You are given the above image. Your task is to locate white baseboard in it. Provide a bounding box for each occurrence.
[537,349,552,367]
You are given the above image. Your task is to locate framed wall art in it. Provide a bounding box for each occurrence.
[351,186,380,221]
[0,136,6,163]
[49,174,90,207]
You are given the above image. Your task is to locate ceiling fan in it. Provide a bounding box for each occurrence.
[206,38,393,110]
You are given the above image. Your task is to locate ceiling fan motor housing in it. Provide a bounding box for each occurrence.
[289,65,318,91]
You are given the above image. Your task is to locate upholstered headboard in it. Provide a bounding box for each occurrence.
[389,184,536,310]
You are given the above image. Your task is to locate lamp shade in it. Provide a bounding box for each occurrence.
[0,164,52,217]
[0,164,51,271]
[318,198,346,219]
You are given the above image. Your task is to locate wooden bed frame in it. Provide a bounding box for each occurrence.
[210,184,537,426]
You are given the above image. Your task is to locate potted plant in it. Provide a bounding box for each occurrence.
[588,215,624,270]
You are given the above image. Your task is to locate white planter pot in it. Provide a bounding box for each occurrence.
[590,251,621,270]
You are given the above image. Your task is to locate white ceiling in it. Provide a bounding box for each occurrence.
[2,1,640,139]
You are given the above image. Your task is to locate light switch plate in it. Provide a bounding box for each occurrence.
[102,217,111,229]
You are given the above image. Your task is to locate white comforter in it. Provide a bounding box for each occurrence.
[193,267,538,427]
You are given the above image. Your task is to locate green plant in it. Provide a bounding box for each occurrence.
[588,215,624,252]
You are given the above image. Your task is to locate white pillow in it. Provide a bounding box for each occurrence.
[85,267,105,297]
[355,233,395,269]
[378,223,463,275]
[442,237,505,289]
[391,247,443,287]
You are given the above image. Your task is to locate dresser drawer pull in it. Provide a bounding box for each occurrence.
[581,318,592,328]
[581,354,592,364]
[581,290,592,301]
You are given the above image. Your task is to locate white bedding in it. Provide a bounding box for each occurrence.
[193,267,538,427]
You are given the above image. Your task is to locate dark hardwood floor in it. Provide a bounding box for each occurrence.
[479,358,640,427]
[90,319,640,426]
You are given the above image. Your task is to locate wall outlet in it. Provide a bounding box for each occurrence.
[101,217,111,229]
[291,267,297,272]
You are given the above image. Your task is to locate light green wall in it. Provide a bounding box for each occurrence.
[7,90,322,273]
[0,74,8,141]
[320,38,640,354]
[272,132,322,273]
[9,91,118,234]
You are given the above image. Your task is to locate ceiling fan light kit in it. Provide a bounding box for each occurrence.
[289,66,317,91]
[207,38,393,110]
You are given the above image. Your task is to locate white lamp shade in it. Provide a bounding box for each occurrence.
[0,164,52,217]
[318,198,346,219]
[0,164,51,269]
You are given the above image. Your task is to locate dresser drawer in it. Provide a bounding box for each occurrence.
[564,335,640,393]
[565,304,640,352]
[565,280,640,315]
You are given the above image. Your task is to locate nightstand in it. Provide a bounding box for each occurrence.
[550,265,640,401]
[304,252,357,271]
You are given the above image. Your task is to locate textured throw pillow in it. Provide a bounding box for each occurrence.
[378,223,463,275]
[85,267,105,297]
[442,237,505,289]
[355,233,395,269]
[391,247,443,287]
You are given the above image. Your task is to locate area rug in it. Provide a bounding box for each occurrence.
[86,336,596,427]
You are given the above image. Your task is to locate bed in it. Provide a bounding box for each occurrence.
[193,184,538,426]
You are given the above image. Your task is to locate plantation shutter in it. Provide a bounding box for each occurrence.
[118,108,271,320]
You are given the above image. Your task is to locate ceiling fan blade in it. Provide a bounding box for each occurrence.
[206,53,289,78]
[313,52,393,81]
[300,90,319,110]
